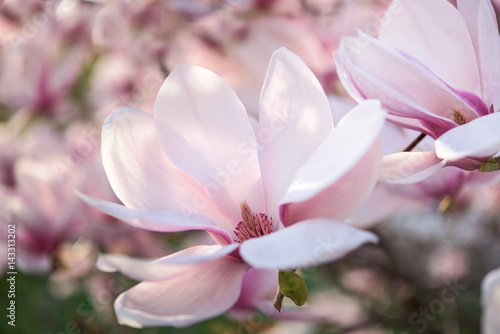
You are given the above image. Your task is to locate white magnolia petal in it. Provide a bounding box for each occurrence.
[101,108,228,228]
[482,268,500,334]
[380,152,446,184]
[435,112,500,161]
[458,0,500,106]
[115,257,248,328]
[259,48,333,221]
[97,244,239,281]
[154,64,265,223]
[279,100,385,209]
[78,192,232,243]
[379,0,481,94]
[240,218,378,270]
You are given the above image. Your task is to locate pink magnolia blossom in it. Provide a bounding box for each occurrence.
[81,48,386,327]
[482,268,500,333]
[0,0,95,118]
[333,96,500,227]
[334,0,500,180]
[0,123,88,273]
[165,13,335,116]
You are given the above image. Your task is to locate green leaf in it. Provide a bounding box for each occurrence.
[278,271,308,307]
[478,157,500,172]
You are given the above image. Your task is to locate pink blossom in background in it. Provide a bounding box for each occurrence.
[335,0,500,179]
[0,0,97,119]
[165,0,391,115]
[2,0,499,331]
[81,48,386,327]
[331,95,500,227]
[0,112,167,275]
[164,10,334,115]
[0,122,89,273]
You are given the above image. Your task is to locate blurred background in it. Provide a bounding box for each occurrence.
[1,0,500,333]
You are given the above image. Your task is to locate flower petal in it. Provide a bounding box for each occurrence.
[457,0,500,106]
[259,48,333,221]
[435,112,500,162]
[347,183,411,228]
[482,268,500,334]
[233,267,278,311]
[380,152,446,184]
[115,256,248,328]
[78,192,232,243]
[239,218,378,270]
[154,65,265,224]
[97,244,239,281]
[101,108,229,229]
[279,100,384,224]
[379,0,481,94]
[335,33,482,137]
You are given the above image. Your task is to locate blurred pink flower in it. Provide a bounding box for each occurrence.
[0,0,96,118]
[482,268,500,334]
[81,48,386,327]
[165,14,334,115]
[0,130,87,273]
[0,114,168,275]
[335,0,500,177]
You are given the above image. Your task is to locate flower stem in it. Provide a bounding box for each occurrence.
[273,291,284,313]
[403,133,426,152]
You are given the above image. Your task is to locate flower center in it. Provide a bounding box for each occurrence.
[453,109,467,125]
[233,201,273,243]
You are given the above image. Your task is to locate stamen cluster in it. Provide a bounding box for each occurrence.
[453,109,467,125]
[234,201,273,243]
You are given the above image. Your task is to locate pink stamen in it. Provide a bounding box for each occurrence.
[234,202,273,243]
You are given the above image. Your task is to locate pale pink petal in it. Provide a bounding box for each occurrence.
[239,218,378,270]
[78,192,232,243]
[482,268,500,334]
[97,244,239,281]
[335,49,455,138]
[115,257,248,328]
[379,0,481,94]
[102,108,229,228]
[279,100,384,224]
[435,112,500,162]
[464,169,500,187]
[385,114,435,137]
[387,166,465,201]
[347,183,411,229]
[233,267,278,311]
[380,152,446,184]
[457,0,500,106]
[259,48,333,221]
[335,33,483,137]
[154,65,265,225]
[281,139,380,225]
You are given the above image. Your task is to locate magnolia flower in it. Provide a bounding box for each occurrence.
[81,48,386,327]
[334,0,500,181]
[0,0,95,117]
[482,268,500,334]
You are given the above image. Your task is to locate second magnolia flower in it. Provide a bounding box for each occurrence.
[81,48,387,327]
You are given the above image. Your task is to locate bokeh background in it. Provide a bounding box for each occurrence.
[1,0,500,333]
